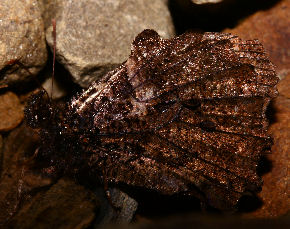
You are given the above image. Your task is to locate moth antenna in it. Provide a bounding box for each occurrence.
[51,19,56,99]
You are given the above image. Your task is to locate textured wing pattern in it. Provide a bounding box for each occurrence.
[70,30,278,209]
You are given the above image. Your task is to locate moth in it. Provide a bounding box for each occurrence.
[25,29,278,210]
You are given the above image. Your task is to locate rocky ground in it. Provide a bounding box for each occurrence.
[0,0,289,228]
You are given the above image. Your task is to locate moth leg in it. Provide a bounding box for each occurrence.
[101,167,121,212]
[3,166,28,226]
[22,147,40,166]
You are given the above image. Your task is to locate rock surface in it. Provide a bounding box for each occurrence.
[0,92,24,132]
[224,0,290,78]
[7,179,99,229]
[223,0,290,218]
[192,0,223,4]
[45,0,175,88]
[0,135,2,150]
[0,123,49,226]
[95,188,138,226]
[0,0,47,86]
[245,74,290,218]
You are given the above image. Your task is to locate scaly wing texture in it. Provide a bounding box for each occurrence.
[70,30,278,209]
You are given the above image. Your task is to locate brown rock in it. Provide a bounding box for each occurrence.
[45,0,175,88]
[38,0,60,30]
[0,123,50,226]
[0,135,2,151]
[224,2,290,217]
[0,0,47,86]
[0,92,24,132]
[277,73,290,98]
[192,0,223,4]
[224,0,290,77]
[7,178,99,229]
[246,74,290,218]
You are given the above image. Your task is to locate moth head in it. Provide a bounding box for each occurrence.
[25,89,54,129]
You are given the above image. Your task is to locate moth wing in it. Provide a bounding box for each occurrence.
[102,31,277,209]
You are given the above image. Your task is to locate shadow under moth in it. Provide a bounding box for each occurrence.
[25,29,278,210]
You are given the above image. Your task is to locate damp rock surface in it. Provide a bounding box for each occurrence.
[45,0,175,88]
[0,0,47,86]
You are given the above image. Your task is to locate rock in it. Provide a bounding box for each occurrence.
[95,187,138,226]
[38,0,61,30]
[0,135,2,151]
[0,92,24,132]
[243,74,290,218]
[223,1,290,217]
[106,214,290,229]
[45,0,175,88]
[0,123,51,226]
[224,0,290,77]
[0,0,47,86]
[169,0,278,33]
[277,73,290,99]
[7,178,99,229]
[192,0,223,4]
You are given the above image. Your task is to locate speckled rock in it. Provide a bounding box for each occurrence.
[0,92,24,132]
[45,0,175,88]
[224,0,290,77]
[0,0,47,86]
[95,187,138,226]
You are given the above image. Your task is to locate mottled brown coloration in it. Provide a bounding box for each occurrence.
[25,30,278,210]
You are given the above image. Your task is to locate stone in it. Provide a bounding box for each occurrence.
[45,0,175,88]
[0,0,47,86]
[277,73,290,99]
[223,1,290,217]
[7,178,99,229]
[192,0,223,4]
[38,0,61,30]
[0,135,2,151]
[0,92,24,132]
[224,0,290,78]
[245,74,290,218]
[95,188,138,226]
[0,123,51,226]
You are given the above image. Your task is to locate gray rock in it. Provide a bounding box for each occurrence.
[45,0,175,88]
[0,0,47,86]
[95,187,138,226]
[38,0,61,30]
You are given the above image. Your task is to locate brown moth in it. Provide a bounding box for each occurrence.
[25,29,278,210]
